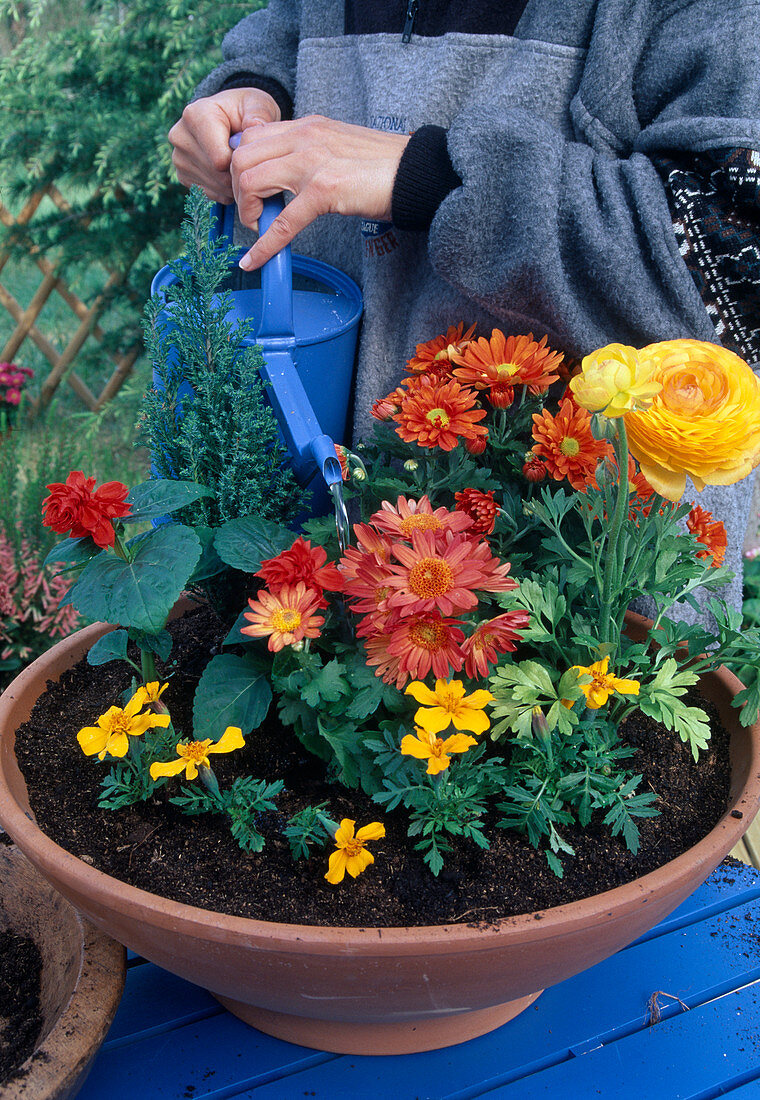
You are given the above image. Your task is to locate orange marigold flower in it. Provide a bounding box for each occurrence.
[406,322,477,375]
[452,329,563,397]
[393,376,488,452]
[687,504,727,567]
[462,611,531,679]
[454,488,498,536]
[531,398,611,491]
[370,494,473,541]
[384,611,466,683]
[400,726,476,775]
[241,582,325,652]
[386,531,516,618]
[256,537,343,607]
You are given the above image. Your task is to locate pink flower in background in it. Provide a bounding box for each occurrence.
[4,389,21,406]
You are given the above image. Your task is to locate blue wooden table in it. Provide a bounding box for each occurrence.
[78,861,760,1100]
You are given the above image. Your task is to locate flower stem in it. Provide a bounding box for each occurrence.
[599,421,629,646]
[140,647,157,685]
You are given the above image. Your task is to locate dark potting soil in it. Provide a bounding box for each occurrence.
[13,605,734,928]
[0,929,43,1085]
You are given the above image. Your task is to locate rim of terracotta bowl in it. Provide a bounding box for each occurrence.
[0,613,758,956]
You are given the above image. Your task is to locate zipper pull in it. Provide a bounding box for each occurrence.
[402,0,419,43]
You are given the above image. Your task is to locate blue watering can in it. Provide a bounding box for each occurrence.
[150,180,362,530]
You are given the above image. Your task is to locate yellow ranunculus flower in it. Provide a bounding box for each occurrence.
[405,678,493,736]
[623,339,760,501]
[571,657,640,710]
[400,726,477,775]
[570,344,662,418]
[324,819,386,885]
[77,690,171,761]
[149,726,245,782]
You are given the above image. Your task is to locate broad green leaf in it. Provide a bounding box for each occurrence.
[87,629,129,666]
[128,627,173,663]
[187,525,225,583]
[214,514,295,572]
[125,479,215,523]
[44,537,100,569]
[65,525,201,633]
[193,652,272,740]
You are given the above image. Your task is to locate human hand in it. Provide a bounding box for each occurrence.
[169,89,281,203]
[230,115,411,270]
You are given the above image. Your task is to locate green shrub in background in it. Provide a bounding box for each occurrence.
[0,0,261,359]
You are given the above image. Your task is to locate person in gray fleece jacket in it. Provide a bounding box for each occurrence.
[170,0,760,620]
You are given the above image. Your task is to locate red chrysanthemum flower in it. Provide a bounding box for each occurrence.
[384,611,466,683]
[41,470,131,549]
[392,376,488,452]
[362,629,407,689]
[372,386,408,422]
[462,611,531,679]
[370,495,472,541]
[687,505,728,567]
[385,531,517,618]
[465,433,488,456]
[405,322,477,376]
[334,445,351,482]
[522,456,547,483]
[241,583,325,652]
[454,488,498,536]
[341,553,396,622]
[452,330,563,398]
[256,537,343,607]
[531,399,611,491]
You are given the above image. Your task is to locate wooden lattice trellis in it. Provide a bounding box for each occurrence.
[0,184,141,414]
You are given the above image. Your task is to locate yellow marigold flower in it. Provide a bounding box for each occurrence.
[624,339,760,501]
[405,678,493,736]
[77,690,171,761]
[149,726,245,782]
[400,726,477,775]
[325,819,386,885]
[571,656,640,710]
[132,681,169,707]
[570,344,662,418]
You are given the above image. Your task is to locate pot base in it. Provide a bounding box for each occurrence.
[213,989,544,1055]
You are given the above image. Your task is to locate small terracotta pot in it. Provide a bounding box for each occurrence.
[0,617,758,1056]
[0,844,125,1100]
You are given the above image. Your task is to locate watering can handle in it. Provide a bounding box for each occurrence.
[210,133,294,340]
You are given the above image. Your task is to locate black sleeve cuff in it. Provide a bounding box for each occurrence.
[218,72,294,121]
[391,125,462,232]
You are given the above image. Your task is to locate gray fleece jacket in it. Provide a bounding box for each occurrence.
[195,0,760,618]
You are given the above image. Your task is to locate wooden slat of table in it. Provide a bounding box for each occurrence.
[78,863,760,1100]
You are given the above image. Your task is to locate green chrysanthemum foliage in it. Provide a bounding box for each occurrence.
[141,188,305,539]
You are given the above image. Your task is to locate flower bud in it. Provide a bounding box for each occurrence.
[465,433,488,456]
[403,459,419,472]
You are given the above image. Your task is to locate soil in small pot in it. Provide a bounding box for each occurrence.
[13,605,734,928]
[0,929,43,1086]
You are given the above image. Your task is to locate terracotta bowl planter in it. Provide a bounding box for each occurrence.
[0,617,759,1056]
[0,844,125,1099]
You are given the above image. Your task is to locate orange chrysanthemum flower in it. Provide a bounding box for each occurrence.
[687,504,727,567]
[462,611,531,679]
[241,582,325,652]
[370,495,472,541]
[531,398,611,491]
[452,330,563,398]
[522,456,547,483]
[454,488,498,536]
[393,376,488,452]
[384,611,466,683]
[406,322,477,376]
[386,531,516,618]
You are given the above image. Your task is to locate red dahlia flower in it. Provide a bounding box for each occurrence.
[256,537,343,607]
[41,471,131,549]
